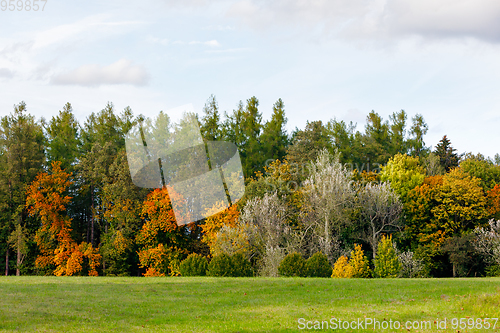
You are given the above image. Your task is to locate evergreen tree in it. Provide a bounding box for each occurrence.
[260,98,289,164]
[362,111,391,166]
[80,102,124,154]
[389,110,407,156]
[327,119,358,165]
[199,94,222,141]
[224,97,263,179]
[46,102,80,172]
[434,135,459,172]
[0,102,45,275]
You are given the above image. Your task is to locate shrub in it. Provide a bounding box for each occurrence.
[305,252,332,277]
[349,244,371,278]
[374,235,401,278]
[230,252,254,277]
[207,253,233,277]
[206,252,254,277]
[486,265,500,277]
[278,252,306,277]
[179,253,208,276]
[331,255,354,278]
[258,246,286,277]
[398,251,425,278]
[169,258,181,277]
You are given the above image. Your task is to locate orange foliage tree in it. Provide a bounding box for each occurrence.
[26,161,101,276]
[487,184,500,220]
[136,188,193,276]
[200,202,240,250]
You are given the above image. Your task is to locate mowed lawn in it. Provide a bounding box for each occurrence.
[1,277,500,332]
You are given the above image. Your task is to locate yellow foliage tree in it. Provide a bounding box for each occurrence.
[201,202,239,249]
[331,255,354,278]
[136,188,190,276]
[432,168,489,235]
[349,244,371,278]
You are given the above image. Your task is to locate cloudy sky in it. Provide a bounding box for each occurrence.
[1,0,499,157]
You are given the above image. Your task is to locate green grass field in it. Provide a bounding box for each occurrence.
[1,277,499,332]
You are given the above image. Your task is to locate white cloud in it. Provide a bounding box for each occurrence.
[382,0,500,41]
[226,0,500,43]
[0,68,14,79]
[146,36,169,45]
[32,14,146,50]
[205,47,251,53]
[202,25,234,31]
[51,59,150,87]
[189,40,221,46]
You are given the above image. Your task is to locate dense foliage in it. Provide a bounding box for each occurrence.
[305,252,332,277]
[278,252,306,277]
[179,253,208,277]
[1,96,500,278]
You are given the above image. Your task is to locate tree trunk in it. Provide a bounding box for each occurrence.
[452,263,456,278]
[5,249,8,276]
[324,213,329,255]
[16,245,20,276]
[91,185,94,247]
[16,215,21,276]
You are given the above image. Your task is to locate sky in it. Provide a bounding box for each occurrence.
[1,0,499,158]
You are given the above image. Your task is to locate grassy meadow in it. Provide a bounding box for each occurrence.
[1,276,500,332]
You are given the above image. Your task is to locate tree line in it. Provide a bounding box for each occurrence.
[1,95,499,277]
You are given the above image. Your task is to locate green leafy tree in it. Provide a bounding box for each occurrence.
[373,234,401,278]
[460,153,500,192]
[380,153,425,199]
[286,120,332,169]
[422,152,445,176]
[407,114,429,157]
[441,234,482,277]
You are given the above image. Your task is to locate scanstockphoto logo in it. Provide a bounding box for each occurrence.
[125,111,245,226]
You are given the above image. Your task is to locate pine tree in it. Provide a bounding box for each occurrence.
[0,102,45,275]
[260,98,289,164]
[223,97,263,179]
[46,103,80,172]
[434,135,459,172]
[199,94,222,141]
[389,110,408,156]
[362,111,391,165]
